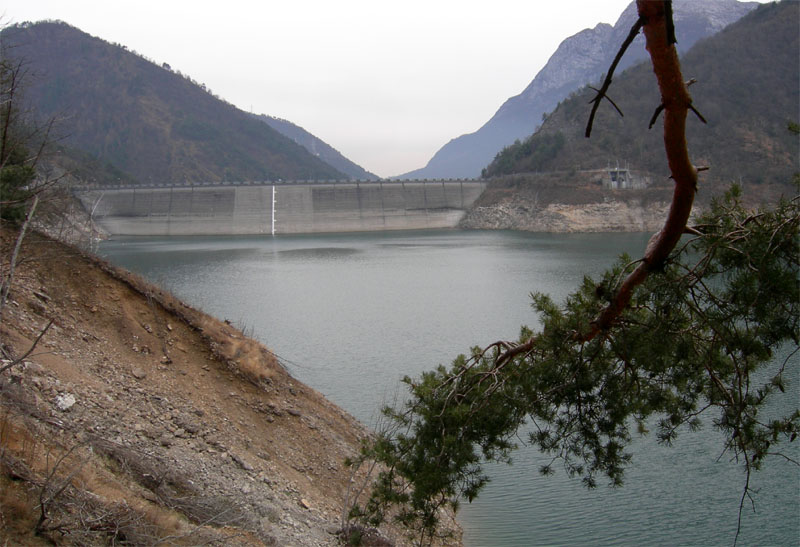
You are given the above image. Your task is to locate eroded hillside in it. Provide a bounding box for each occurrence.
[0,229,459,545]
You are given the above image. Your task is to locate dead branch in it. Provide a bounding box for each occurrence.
[0,319,53,374]
[665,0,677,45]
[36,442,90,534]
[0,194,39,318]
[650,80,706,129]
[585,16,645,138]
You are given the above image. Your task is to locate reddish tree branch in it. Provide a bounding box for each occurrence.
[493,0,697,356]
[584,0,698,339]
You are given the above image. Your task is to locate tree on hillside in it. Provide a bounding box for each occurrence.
[0,59,37,222]
[0,34,60,321]
[346,2,799,544]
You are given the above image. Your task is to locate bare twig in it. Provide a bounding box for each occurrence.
[0,319,53,374]
[0,194,39,318]
[36,442,90,533]
[649,79,705,129]
[585,16,645,138]
[587,85,625,117]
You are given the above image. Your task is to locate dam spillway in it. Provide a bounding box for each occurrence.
[75,180,487,236]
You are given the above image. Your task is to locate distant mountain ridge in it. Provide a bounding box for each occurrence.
[483,1,798,192]
[1,21,372,185]
[256,115,379,180]
[401,0,758,180]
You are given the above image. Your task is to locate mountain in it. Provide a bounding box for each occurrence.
[256,115,379,180]
[483,0,799,188]
[1,21,358,185]
[401,0,758,180]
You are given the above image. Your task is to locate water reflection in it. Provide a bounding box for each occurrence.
[276,247,361,260]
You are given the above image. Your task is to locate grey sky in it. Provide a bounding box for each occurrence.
[5,1,661,176]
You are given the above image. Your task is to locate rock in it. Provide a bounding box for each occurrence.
[175,416,200,435]
[142,489,159,503]
[27,300,47,316]
[299,498,311,510]
[55,393,76,411]
[232,453,255,472]
[131,367,147,379]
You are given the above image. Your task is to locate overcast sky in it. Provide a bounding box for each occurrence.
[5,1,656,177]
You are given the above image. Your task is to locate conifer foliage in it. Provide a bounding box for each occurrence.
[0,55,37,221]
[347,2,799,543]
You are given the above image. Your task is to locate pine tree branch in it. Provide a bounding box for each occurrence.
[496,0,698,352]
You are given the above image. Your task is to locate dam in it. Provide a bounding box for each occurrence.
[74,180,487,236]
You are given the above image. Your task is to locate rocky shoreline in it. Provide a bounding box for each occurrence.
[459,194,671,233]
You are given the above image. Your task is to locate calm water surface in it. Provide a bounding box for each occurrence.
[100,230,799,546]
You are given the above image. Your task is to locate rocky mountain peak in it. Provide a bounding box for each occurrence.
[402,0,758,180]
[512,23,613,110]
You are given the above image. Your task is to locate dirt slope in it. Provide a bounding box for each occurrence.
[0,228,460,545]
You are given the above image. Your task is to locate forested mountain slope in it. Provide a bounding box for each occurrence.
[484,1,799,191]
[257,115,379,180]
[2,21,349,184]
[402,0,757,180]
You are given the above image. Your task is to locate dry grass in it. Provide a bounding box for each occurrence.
[0,411,195,545]
[93,439,255,531]
[82,250,285,388]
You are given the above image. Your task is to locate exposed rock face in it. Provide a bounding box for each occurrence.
[403,0,758,180]
[519,23,612,103]
[459,196,670,233]
[459,171,675,233]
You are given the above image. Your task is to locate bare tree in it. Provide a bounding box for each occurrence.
[0,29,62,354]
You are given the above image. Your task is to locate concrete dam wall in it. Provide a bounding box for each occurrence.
[75,180,487,235]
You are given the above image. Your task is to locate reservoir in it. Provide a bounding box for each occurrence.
[100,230,799,546]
